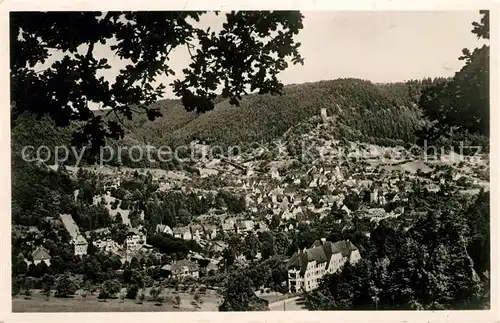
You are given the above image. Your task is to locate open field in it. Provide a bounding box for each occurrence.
[13,289,220,312]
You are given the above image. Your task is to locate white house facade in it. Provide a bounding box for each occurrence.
[73,234,88,256]
[287,239,361,293]
[126,228,147,250]
[32,246,51,266]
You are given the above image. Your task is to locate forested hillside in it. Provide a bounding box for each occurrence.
[105,78,424,148]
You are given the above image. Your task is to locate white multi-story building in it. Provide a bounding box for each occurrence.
[73,234,88,256]
[287,239,361,293]
[59,214,88,256]
[191,225,203,242]
[126,228,147,250]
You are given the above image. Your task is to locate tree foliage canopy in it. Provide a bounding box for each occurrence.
[11,11,304,153]
[418,10,489,138]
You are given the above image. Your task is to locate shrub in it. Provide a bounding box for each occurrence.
[98,279,121,299]
[149,286,163,302]
[55,275,78,298]
[126,285,139,299]
[173,295,182,308]
[155,296,164,306]
[138,290,146,303]
[12,280,21,296]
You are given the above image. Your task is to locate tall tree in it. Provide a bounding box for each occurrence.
[419,10,489,138]
[219,274,268,311]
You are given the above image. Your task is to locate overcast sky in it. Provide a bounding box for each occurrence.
[42,10,484,101]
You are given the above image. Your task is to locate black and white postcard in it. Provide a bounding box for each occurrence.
[1,1,498,323]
